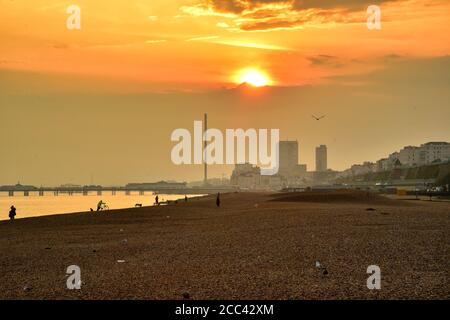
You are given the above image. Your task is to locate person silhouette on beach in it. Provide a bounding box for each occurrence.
[9,206,16,220]
[216,193,221,207]
[97,200,104,211]
[155,195,159,206]
[185,195,188,202]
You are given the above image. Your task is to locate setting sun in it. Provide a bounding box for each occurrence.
[237,69,272,87]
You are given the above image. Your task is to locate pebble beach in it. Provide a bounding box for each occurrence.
[0,191,448,300]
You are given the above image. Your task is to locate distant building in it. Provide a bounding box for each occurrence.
[260,174,283,189]
[388,142,450,167]
[230,140,308,190]
[230,163,261,189]
[278,140,307,181]
[376,158,391,172]
[420,142,450,164]
[315,145,327,172]
[393,146,420,167]
[339,141,450,179]
[0,183,38,191]
[279,141,299,176]
[351,162,376,176]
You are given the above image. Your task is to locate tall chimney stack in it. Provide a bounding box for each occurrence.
[204,113,208,185]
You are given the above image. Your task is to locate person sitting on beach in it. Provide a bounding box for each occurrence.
[9,205,16,220]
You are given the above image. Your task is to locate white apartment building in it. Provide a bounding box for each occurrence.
[376,158,393,172]
[420,142,450,164]
[344,142,450,176]
[393,142,450,167]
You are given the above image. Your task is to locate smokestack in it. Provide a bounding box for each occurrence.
[204,113,208,185]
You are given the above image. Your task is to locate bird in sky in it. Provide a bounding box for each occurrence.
[312,115,326,121]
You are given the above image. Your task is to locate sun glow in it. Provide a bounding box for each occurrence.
[237,68,272,87]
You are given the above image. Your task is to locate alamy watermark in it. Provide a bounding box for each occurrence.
[66,5,81,30]
[367,265,381,290]
[171,121,280,175]
[66,265,82,290]
[367,5,381,30]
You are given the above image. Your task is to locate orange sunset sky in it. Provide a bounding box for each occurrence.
[0,0,449,88]
[0,0,449,185]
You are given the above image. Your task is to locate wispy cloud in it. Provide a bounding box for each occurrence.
[179,4,237,18]
[216,22,230,28]
[146,39,168,44]
[179,0,411,32]
[184,35,290,50]
[185,36,220,42]
[308,55,344,68]
[209,39,290,51]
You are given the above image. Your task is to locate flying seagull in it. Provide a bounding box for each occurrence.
[312,115,325,121]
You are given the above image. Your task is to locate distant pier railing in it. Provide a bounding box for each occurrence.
[0,186,236,197]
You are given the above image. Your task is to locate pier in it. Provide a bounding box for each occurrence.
[1,186,236,197]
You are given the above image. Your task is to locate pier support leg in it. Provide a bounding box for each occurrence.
[9,191,14,197]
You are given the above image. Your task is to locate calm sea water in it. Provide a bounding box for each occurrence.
[0,191,203,221]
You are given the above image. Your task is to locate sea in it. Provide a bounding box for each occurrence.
[0,191,203,221]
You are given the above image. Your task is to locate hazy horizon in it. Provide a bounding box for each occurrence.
[1,0,449,186]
